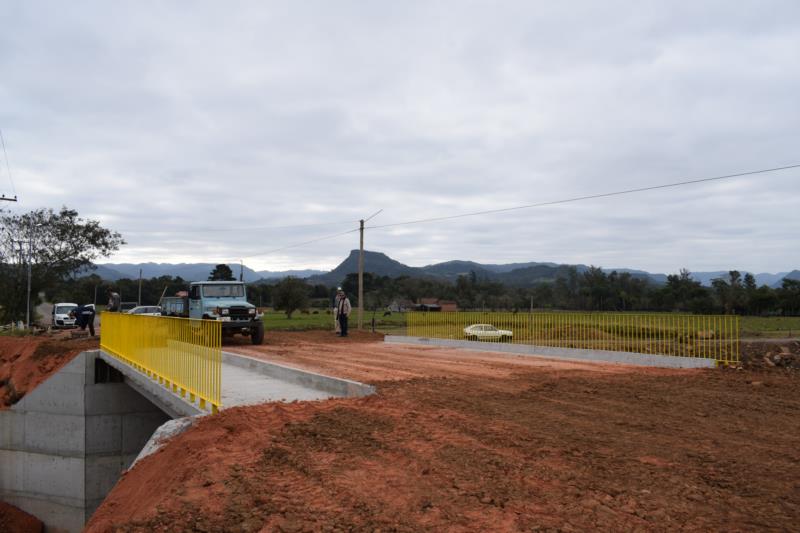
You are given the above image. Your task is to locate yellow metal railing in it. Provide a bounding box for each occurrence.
[407,311,740,365]
[100,313,222,412]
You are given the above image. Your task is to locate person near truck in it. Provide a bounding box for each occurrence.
[337,289,352,337]
[70,304,96,336]
[107,288,121,312]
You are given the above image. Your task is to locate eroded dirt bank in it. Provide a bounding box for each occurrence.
[87,334,800,532]
[0,500,43,533]
[0,335,98,408]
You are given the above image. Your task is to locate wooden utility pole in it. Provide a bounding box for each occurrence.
[357,209,382,330]
[358,218,364,329]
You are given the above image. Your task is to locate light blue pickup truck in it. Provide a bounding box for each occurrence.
[160,281,264,344]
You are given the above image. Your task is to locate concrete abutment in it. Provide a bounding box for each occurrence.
[0,350,170,532]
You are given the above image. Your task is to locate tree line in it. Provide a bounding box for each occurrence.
[3,207,797,322]
[336,267,800,316]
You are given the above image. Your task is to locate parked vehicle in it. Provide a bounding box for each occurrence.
[52,303,78,329]
[463,324,513,342]
[120,301,138,312]
[127,306,162,316]
[160,281,264,344]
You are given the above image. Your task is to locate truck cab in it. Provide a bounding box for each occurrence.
[187,281,264,344]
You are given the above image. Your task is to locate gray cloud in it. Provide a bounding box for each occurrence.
[1,0,798,274]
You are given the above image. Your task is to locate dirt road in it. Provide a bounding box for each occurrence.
[85,332,800,532]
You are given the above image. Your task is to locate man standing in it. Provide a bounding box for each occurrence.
[107,288,121,312]
[333,287,343,334]
[337,288,352,337]
[70,304,96,336]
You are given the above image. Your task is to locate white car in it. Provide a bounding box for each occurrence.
[463,324,513,342]
[127,306,162,316]
[52,302,78,328]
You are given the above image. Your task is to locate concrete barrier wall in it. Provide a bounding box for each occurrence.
[222,351,376,397]
[385,336,717,369]
[0,350,170,532]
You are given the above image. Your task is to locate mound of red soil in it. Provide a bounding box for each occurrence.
[87,335,800,532]
[0,336,98,408]
[0,501,43,533]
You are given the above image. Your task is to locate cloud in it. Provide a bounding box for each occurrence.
[1,0,798,273]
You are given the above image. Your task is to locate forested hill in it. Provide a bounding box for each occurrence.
[90,251,799,288]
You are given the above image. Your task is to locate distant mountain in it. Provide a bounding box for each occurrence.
[256,269,326,279]
[86,255,798,289]
[90,262,263,282]
[773,270,800,288]
[417,260,495,282]
[309,251,671,287]
[308,251,419,286]
[78,264,128,281]
[687,271,794,288]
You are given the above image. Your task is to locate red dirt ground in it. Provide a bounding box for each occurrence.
[0,335,99,409]
[86,332,800,532]
[0,501,43,533]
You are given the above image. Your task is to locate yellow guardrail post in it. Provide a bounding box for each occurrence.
[100,313,222,413]
[404,310,740,366]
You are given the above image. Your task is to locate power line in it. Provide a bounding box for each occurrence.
[0,128,18,202]
[240,226,359,260]
[366,163,800,231]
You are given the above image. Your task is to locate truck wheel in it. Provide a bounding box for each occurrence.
[251,323,264,345]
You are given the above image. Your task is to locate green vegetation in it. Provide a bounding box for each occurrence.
[0,207,124,323]
[262,310,407,332]
[740,316,800,338]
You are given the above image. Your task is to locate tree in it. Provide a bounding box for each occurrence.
[711,270,745,314]
[0,207,124,323]
[272,277,310,318]
[208,264,235,281]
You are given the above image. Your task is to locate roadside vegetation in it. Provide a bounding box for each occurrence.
[262,309,406,332]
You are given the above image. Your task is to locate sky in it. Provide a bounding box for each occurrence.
[1,1,799,274]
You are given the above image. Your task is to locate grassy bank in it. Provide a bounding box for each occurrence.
[262,310,406,332]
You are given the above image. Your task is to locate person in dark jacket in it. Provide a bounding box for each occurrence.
[70,304,96,336]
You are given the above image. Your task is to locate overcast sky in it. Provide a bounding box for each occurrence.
[1,1,798,274]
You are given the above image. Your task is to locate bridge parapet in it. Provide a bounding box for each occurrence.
[100,313,222,413]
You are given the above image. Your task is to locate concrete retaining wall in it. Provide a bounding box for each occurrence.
[385,336,717,369]
[222,351,376,397]
[0,350,170,532]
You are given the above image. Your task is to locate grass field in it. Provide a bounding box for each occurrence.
[261,311,800,340]
[262,310,407,332]
[740,316,800,338]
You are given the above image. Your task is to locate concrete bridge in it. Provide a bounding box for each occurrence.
[1,336,374,532]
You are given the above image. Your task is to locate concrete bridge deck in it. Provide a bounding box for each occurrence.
[98,349,375,418]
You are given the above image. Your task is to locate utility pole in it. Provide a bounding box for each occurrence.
[358,219,364,329]
[138,268,142,306]
[239,260,244,282]
[25,236,33,330]
[357,209,382,330]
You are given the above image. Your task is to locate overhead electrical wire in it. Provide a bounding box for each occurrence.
[365,163,800,231]
[132,162,799,264]
[239,227,360,260]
